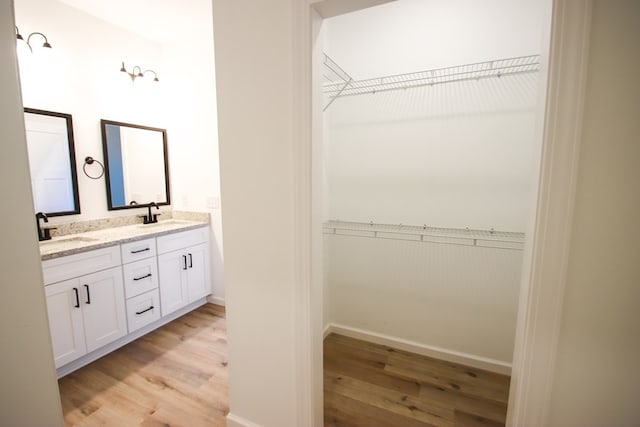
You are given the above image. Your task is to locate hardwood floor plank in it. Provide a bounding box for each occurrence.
[419,382,507,424]
[385,352,510,404]
[58,303,228,426]
[324,334,510,427]
[325,370,455,427]
[324,340,422,397]
[324,390,438,427]
[453,410,506,427]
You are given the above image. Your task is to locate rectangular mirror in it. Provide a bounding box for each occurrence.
[24,108,81,216]
[101,120,171,210]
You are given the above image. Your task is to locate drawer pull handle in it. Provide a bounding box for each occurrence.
[131,247,150,254]
[136,306,154,315]
[84,284,91,304]
[133,273,152,281]
[73,287,80,308]
[188,253,193,268]
[182,255,188,270]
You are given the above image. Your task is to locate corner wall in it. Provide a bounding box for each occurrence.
[213,1,298,426]
[0,1,63,424]
[547,1,640,425]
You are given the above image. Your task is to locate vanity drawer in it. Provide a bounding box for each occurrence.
[126,288,161,333]
[156,227,209,254]
[42,246,121,285]
[122,257,159,299]
[121,238,157,264]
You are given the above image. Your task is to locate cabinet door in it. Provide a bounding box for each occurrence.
[80,266,127,353]
[186,243,211,301]
[45,278,86,368]
[158,249,189,316]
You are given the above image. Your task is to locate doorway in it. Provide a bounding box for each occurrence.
[311,1,551,424]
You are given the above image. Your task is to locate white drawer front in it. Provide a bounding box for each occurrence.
[122,257,159,299]
[121,238,157,264]
[42,246,121,285]
[126,289,161,333]
[156,227,209,254]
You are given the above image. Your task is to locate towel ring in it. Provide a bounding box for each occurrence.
[83,156,105,180]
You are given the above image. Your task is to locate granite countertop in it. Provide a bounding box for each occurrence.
[40,219,209,261]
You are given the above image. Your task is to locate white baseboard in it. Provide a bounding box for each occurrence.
[325,323,512,375]
[323,323,332,339]
[226,413,262,427]
[207,295,225,306]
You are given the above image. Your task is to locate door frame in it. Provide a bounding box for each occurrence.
[292,1,593,426]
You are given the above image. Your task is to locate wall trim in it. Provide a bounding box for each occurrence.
[326,323,512,375]
[206,295,225,306]
[323,323,332,339]
[293,2,317,426]
[296,1,593,426]
[506,1,592,426]
[226,413,263,427]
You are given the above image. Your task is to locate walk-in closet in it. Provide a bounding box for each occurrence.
[320,2,547,423]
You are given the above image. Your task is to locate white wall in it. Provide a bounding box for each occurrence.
[15,0,225,302]
[0,1,63,424]
[212,1,298,426]
[323,0,544,231]
[160,7,225,303]
[327,236,523,364]
[15,0,166,220]
[322,0,544,368]
[324,0,545,79]
[547,1,640,425]
[325,74,538,230]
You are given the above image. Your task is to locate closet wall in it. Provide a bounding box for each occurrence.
[322,0,545,370]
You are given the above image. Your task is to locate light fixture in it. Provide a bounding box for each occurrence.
[15,26,52,53]
[120,61,160,83]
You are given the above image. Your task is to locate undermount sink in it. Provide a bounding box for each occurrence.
[137,220,187,229]
[40,236,99,247]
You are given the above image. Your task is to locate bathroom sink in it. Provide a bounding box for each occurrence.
[40,236,99,250]
[137,220,188,229]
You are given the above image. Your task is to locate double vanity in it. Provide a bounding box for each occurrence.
[22,103,214,377]
[40,213,212,378]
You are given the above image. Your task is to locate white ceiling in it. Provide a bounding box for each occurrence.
[57,0,212,44]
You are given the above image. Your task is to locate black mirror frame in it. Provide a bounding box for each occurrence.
[24,107,81,217]
[100,119,171,211]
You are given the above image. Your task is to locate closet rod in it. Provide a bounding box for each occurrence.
[323,220,525,251]
[323,54,540,98]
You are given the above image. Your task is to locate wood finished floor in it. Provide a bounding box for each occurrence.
[324,333,510,427]
[58,303,228,426]
[59,305,509,427]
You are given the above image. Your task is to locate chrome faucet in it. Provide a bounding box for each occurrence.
[35,212,55,241]
[141,202,161,224]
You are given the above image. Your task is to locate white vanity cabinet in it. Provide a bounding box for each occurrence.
[41,223,212,375]
[42,246,127,368]
[157,228,211,316]
[121,238,161,332]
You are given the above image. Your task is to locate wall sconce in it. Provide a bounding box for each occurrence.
[120,61,160,83]
[15,26,52,53]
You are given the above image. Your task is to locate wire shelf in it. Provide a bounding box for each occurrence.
[323,54,540,101]
[322,54,353,111]
[323,220,525,251]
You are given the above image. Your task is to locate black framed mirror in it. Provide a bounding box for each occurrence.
[24,108,81,216]
[100,119,171,210]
